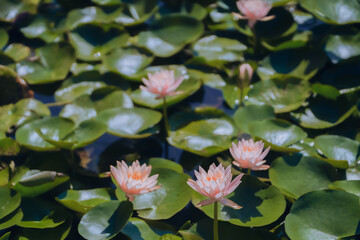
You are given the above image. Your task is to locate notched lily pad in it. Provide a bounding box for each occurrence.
[325,33,360,63]
[329,180,360,196]
[233,105,275,133]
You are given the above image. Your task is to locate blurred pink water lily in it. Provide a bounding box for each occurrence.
[230,139,271,171]
[140,70,184,99]
[233,0,274,28]
[110,160,161,201]
[187,163,244,209]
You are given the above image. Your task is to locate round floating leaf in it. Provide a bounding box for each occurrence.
[15,220,72,240]
[233,105,275,133]
[103,47,154,80]
[4,44,31,62]
[122,218,160,240]
[113,0,158,26]
[78,200,133,240]
[18,198,70,229]
[16,43,75,85]
[257,48,327,81]
[0,29,9,49]
[20,16,64,43]
[285,190,360,240]
[0,0,39,22]
[132,167,192,220]
[299,0,360,24]
[247,78,310,113]
[15,117,75,151]
[314,135,360,168]
[149,158,183,174]
[0,207,23,230]
[325,33,360,64]
[186,218,278,240]
[248,119,307,152]
[56,188,115,213]
[329,180,360,196]
[192,175,286,227]
[0,187,21,219]
[11,168,69,197]
[97,107,162,138]
[136,15,204,57]
[0,138,20,156]
[69,23,129,61]
[168,118,236,157]
[131,67,201,109]
[191,35,247,67]
[269,154,338,199]
[187,69,226,89]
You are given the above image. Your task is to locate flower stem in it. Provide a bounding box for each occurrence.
[162,97,170,137]
[239,88,244,107]
[247,168,251,175]
[214,201,219,240]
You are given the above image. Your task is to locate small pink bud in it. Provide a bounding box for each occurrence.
[238,63,253,89]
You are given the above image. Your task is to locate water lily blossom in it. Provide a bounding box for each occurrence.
[230,139,271,171]
[140,70,184,99]
[187,163,244,209]
[233,0,274,28]
[110,160,161,201]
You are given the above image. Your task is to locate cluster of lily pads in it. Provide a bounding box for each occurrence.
[0,0,360,239]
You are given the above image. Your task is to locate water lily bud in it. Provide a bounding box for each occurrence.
[238,63,253,89]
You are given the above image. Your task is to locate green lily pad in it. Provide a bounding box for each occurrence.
[0,163,9,186]
[247,78,310,113]
[233,105,275,133]
[122,218,160,240]
[131,67,201,109]
[60,88,133,124]
[4,44,31,62]
[132,163,192,219]
[20,16,64,43]
[0,138,20,156]
[191,35,247,67]
[325,33,360,64]
[0,0,39,22]
[69,23,129,61]
[16,43,75,85]
[269,154,338,199]
[113,0,158,26]
[285,190,360,240]
[0,29,8,49]
[0,187,21,219]
[78,200,133,240]
[257,48,327,81]
[187,69,226,89]
[103,47,154,80]
[186,218,278,240]
[261,31,311,52]
[56,188,115,213]
[0,207,23,230]
[11,167,69,197]
[97,107,162,138]
[314,135,360,168]
[15,117,75,151]
[299,0,360,24]
[192,175,286,227]
[17,198,70,229]
[168,117,236,157]
[329,180,360,196]
[248,119,307,152]
[149,158,183,174]
[311,83,340,100]
[136,15,204,57]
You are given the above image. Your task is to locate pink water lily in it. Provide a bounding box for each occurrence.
[187,163,244,209]
[233,0,274,28]
[140,70,184,99]
[110,160,161,201]
[230,139,271,171]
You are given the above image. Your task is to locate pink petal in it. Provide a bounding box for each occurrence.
[219,198,242,209]
[196,198,216,207]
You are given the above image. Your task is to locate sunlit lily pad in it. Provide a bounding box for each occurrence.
[136,15,204,57]
[20,16,64,43]
[56,188,115,213]
[0,0,39,22]
[0,187,21,219]
[257,48,327,81]
[4,44,31,62]
[192,175,286,227]
[329,180,360,196]
[325,33,360,63]
[113,0,158,26]
[78,200,133,240]
[15,220,72,240]
[0,138,20,156]
[285,190,360,240]
[69,23,129,61]
[247,78,310,113]
[248,119,307,152]
[16,43,75,85]
[314,135,360,169]
[11,167,69,197]
[103,47,154,80]
[122,217,161,240]
[233,105,275,133]
[0,207,23,230]
[0,29,8,48]
[17,198,70,229]
[299,0,360,24]
[97,107,162,138]
[269,154,338,199]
